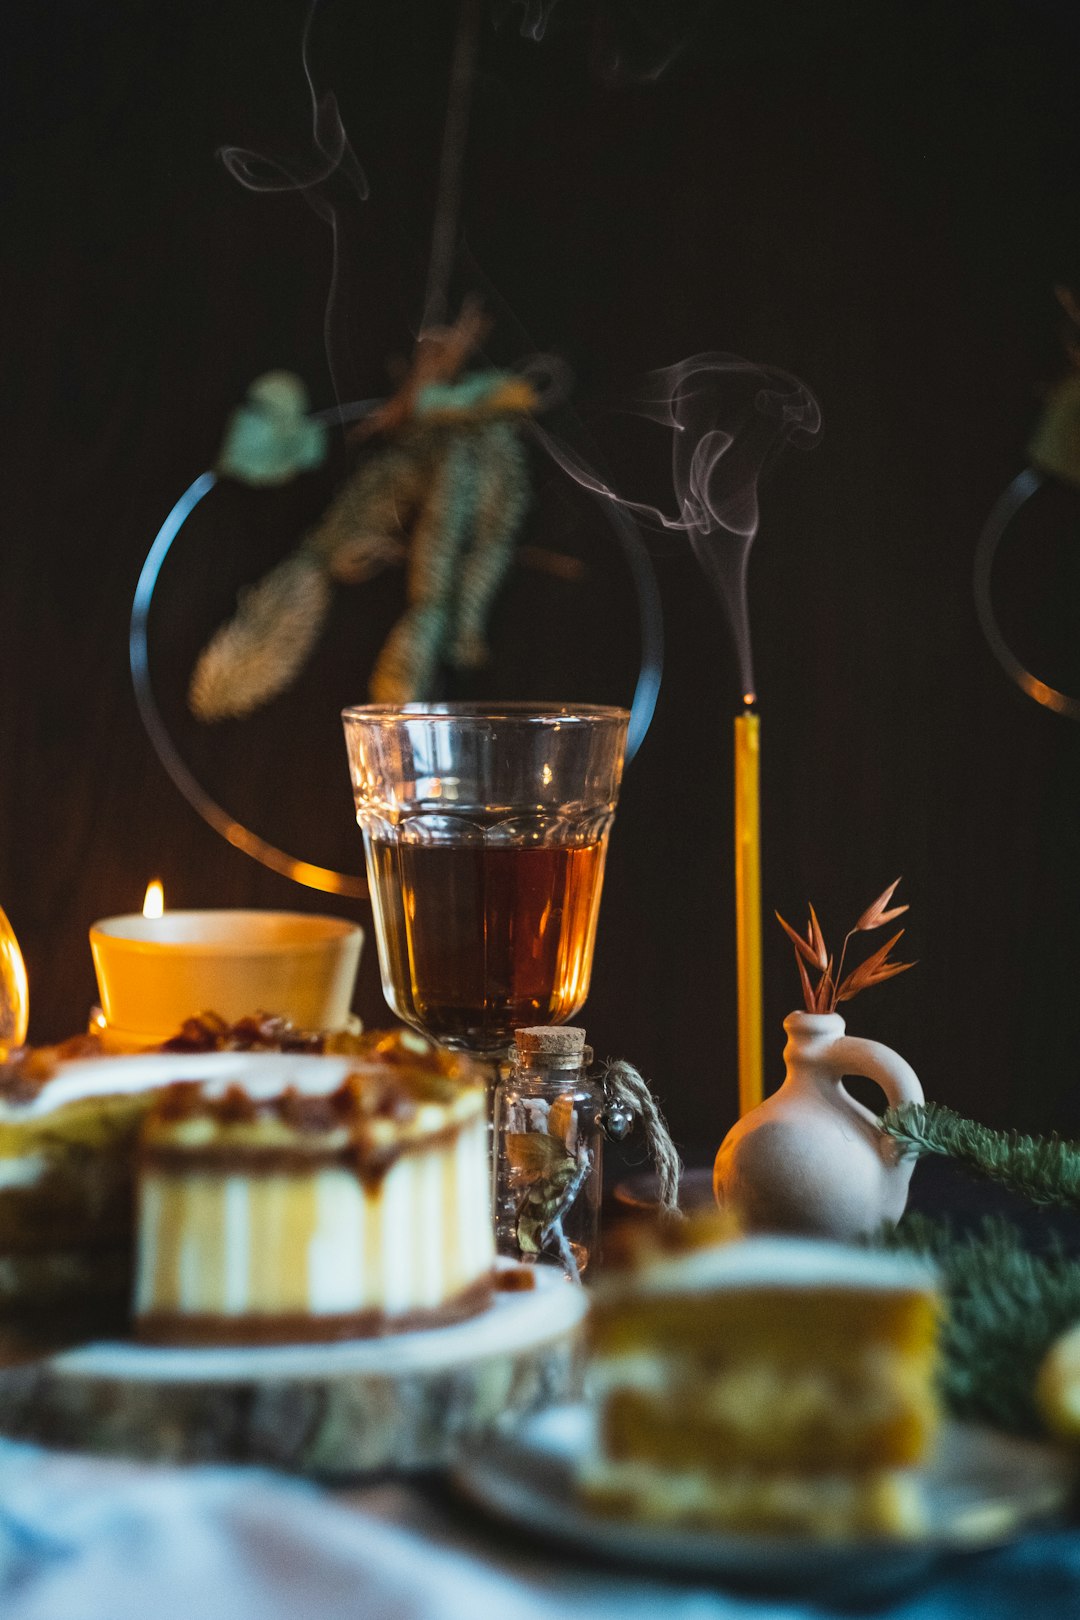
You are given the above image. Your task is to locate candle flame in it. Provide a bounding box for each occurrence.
[0,905,29,1051]
[142,880,165,919]
[742,691,757,708]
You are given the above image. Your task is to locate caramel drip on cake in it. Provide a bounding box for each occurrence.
[247,1178,279,1310]
[442,1119,460,1294]
[362,1161,383,1301]
[133,1056,494,1344]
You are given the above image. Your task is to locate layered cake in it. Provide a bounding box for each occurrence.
[582,1226,940,1538]
[134,1050,493,1343]
[0,1020,346,1315]
[0,1025,470,1328]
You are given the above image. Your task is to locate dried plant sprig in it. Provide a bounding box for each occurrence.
[854,877,909,932]
[776,879,916,1014]
[776,911,817,966]
[775,908,828,970]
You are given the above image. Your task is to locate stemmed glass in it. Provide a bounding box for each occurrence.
[341,704,628,1059]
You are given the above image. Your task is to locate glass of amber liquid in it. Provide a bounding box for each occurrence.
[341,704,628,1057]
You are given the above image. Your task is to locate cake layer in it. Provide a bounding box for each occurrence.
[580,1457,925,1539]
[590,1285,938,1361]
[135,1115,494,1340]
[597,1351,935,1470]
[0,1087,165,1252]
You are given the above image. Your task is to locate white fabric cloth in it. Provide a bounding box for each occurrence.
[0,1439,1074,1620]
[0,1442,795,1620]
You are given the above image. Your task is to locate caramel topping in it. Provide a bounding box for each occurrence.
[144,1047,482,1152]
[277,1087,339,1134]
[215,1085,260,1125]
[160,1011,326,1055]
[153,1081,206,1122]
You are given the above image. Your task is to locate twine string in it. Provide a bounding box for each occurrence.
[601,1059,682,1216]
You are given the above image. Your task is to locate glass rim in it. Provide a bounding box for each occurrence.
[341,701,630,727]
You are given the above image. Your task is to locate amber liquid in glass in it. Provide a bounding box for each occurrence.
[366,827,608,1052]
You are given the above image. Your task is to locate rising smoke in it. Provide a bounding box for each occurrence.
[218,5,369,408]
[497,0,707,86]
[531,354,821,702]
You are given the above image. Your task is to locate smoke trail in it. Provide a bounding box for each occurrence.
[592,0,707,85]
[215,8,667,755]
[498,0,705,85]
[218,3,369,409]
[531,352,821,701]
[455,243,664,758]
[502,0,559,44]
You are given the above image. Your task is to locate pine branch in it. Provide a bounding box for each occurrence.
[882,1214,1080,1435]
[882,1100,1080,1210]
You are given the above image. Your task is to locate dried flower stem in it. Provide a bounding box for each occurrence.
[776,879,915,1014]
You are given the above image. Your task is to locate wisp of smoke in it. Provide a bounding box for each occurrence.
[532,352,821,702]
[504,0,558,44]
[219,6,367,199]
[499,0,704,86]
[218,4,369,407]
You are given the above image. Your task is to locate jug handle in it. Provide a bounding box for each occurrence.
[827,1035,923,1112]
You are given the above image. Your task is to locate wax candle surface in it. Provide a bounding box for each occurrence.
[734,711,763,1115]
[0,905,29,1052]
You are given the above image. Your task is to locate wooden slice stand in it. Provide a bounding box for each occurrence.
[0,1266,585,1478]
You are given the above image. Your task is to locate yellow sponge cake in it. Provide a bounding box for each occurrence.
[582,1227,940,1539]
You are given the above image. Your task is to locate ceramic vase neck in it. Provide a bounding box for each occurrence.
[782,1011,846,1090]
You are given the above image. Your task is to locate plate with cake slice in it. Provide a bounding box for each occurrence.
[454,1403,1072,1598]
[0,1041,587,1474]
[454,1225,1076,1599]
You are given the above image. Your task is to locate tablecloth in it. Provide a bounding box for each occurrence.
[0,1438,1078,1620]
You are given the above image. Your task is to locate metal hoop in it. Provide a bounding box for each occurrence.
[130,404,663,894]
[973,467,1080,721]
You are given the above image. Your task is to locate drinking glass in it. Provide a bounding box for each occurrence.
[341,704,628,1057]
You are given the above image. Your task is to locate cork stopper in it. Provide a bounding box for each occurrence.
[513,1026,589,1068]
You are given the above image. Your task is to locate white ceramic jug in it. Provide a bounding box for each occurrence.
[713,1011,923,1240]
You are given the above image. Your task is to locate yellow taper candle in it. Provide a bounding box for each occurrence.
[734,707,763,1115]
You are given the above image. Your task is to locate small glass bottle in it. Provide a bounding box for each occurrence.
[493,1026,602,1281]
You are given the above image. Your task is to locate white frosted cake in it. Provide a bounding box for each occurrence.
[134,1049,494,1343]
[582,1225,940,1539]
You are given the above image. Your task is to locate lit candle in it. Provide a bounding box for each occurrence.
[734,703,763,1115]
[89,910,364,1046]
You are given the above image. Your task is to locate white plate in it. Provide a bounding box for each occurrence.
[41,1264,586,1383]
[454,1404,1075,1600]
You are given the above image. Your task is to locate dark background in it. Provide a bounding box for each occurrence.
[4,0,1080,1166]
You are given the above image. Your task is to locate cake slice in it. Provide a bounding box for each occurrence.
[0,1040,167,1319]
[134,1048,493,1344]
[582,1225,940,1539]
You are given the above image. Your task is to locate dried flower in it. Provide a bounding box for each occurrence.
[854,877,909,932]
[776,880,916,1015]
